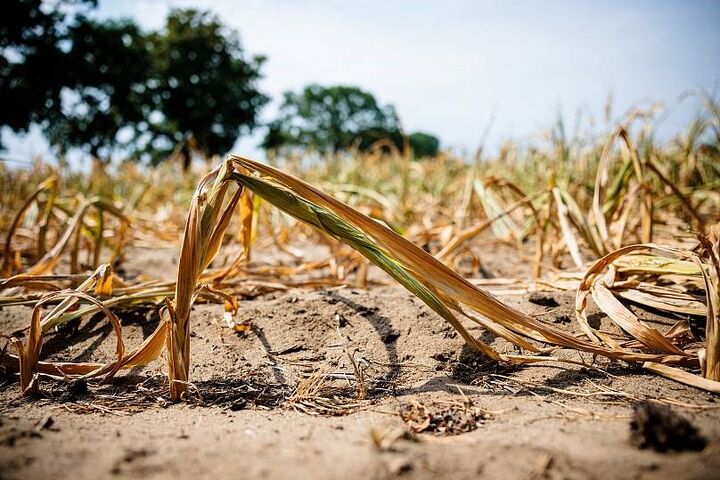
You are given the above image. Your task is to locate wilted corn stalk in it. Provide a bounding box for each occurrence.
[575,232,720,391]
[165,161,249,400]
[698,232,720,381]
[5,264,170,395]
[164,155,720,401]
[2,176,58,276]
[2,187,130,277]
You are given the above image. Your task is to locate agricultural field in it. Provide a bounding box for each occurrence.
[3,1,720,479]
[2,100,720,479]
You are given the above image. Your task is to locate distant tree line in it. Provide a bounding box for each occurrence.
[263,84,439,157]
[1,0,440,166]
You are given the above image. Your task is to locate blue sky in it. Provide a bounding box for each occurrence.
[3,0,720,165]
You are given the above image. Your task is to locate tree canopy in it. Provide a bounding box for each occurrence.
[137,9,268,166]
[2,3,268,165]
[407,132,440,158]
[0,0,96,136]
[263,84,400,153]
[263,84,440,157]
[45,16,150,160]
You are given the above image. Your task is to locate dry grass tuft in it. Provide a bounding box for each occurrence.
[288,367,368,416]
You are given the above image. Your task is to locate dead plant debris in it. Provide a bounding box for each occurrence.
[399,398,491,436]
[3,110,720,402]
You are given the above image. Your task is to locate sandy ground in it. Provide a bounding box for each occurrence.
[1,247,720,480]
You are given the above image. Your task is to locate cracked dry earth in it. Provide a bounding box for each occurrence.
[1,249,720,480]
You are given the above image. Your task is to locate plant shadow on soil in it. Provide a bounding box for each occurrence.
[3,329,651,415]
[0,286,703,414]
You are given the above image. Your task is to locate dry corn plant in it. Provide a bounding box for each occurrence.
[442,122,708,280]
[1,177,131,278]
[4,264,171,395]
[575,232,720,392]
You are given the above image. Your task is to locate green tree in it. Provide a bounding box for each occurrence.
[408,132,440,157]
[0,0,96,138]
[354,129,440,157]
[139,9,268,167]
[1,0,147,161]
[263,84,400,153]
[44,16,150,161]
